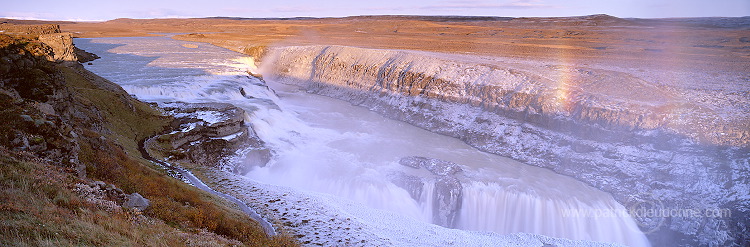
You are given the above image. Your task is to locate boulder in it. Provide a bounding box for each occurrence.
[390,173,424,200]
[123,193,150,211]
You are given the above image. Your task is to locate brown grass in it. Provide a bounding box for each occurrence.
[0,149,228,246]
[59,17,750,73]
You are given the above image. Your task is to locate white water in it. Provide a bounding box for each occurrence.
[77,36,649,246]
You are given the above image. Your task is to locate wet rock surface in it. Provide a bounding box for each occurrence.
[154,102,269,174]
[396,156,464,228]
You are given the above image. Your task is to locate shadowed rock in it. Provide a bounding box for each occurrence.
[397,156,464,228]
[433,176,462,228]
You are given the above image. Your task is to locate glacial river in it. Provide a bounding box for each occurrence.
[77,36,649,246]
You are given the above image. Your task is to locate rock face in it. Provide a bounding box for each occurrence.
[1,23,98,65]
[264,45,750,245]
[1,24,88,63]
[0,34,83,173]
[155,102,269,174]
[396,156,463,228]
[38,33,77,62]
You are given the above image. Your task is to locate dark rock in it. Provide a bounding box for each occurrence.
[390,173,424,200]
[396,156,464,228]
[91,180,106,189]
[433,176,462,228]
[232,148,272,175]
[74,47,100,63]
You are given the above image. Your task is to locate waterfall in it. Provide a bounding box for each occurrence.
[458,181,646,246]
[77,36,651,247]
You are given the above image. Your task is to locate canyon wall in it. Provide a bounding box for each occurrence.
[261,45,750,245]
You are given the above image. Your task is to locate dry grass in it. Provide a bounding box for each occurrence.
[0,149,214,246]
[58,16,750,73]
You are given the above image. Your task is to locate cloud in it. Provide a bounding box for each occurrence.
[420,0,555,11]
[120,8,197,19]
[270,6,327,13]
[0,11,58,20]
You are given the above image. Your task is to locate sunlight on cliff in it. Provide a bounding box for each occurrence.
[232,56,259,75]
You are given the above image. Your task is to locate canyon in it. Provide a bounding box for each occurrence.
[1,14,748,246]
[261,43,749,245]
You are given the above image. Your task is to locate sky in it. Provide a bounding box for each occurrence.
[2,0,748,21]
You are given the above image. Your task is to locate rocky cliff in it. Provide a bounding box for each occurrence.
[261,45,750,245]
[0,24,99,63]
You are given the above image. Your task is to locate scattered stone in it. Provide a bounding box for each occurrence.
[19,114,33,122]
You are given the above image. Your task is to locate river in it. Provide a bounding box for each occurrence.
[76,36,649,246]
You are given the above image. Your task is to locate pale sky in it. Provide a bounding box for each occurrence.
[2,0,748,21]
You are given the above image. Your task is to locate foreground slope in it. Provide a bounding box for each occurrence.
[0,27,296,246]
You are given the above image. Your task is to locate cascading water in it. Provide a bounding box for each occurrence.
[77,36,650,246]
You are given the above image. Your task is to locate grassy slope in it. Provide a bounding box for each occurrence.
[0,35,296,246]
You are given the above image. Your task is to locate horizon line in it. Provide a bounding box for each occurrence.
[2,14,749,23]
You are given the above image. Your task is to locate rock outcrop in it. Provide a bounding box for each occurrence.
[0,34,84,175]
[1,23,95,63]
[150,102,269,174]
[396,156,463,228]
[37,32,77,62]
[263,45,750,245]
